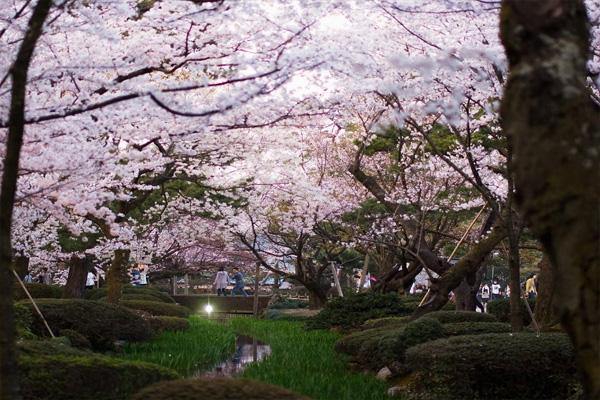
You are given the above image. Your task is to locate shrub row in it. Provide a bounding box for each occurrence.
[14,283,63,300]
[405,333,577,400]
[119,300,191,318]
[305,292,412,331]
[18,299,151,351]
[486,297,535,325]
[86,287,175,303]
[132,378,310,400]
[147,316,190,334]
[20,354,178,400]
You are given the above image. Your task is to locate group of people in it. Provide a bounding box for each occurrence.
[477,274,538,312]
[213,267,247,297]
[130,265,148,287]
[23,267,52,285]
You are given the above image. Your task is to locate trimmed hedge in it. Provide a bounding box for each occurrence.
[268,298,309,309]
[18,338,89,357]
[422,310,497,324]
[132,378,310,400]
[100,293,169,303]
[305,292,412,331]
[148,316,190,334]
[442,321,511,336]
[119,300,191,318]
[86,287,175,303]
[20,354,178,400]
[361,316,410,330]
[19,299,151,350]
[60,329,92,349]
[14,283,62,300]
[487,297,535,325]
[405,333,577,400]
[15,303,35,339]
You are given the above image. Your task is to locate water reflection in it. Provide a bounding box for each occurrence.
[201,335,271,377]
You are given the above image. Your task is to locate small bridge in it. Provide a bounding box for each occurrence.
[173,294,272,315]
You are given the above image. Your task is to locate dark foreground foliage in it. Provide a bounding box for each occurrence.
[119,300,191,318]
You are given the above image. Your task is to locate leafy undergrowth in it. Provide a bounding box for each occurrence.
[121,317,235,376]
[231,319,392,400]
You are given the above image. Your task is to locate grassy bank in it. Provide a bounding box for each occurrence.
[121,316,235,376]
[230,319,390,400]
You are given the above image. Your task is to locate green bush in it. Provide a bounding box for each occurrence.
[15,303,35,339]
[14,283,62,300]
[305,292,412,331]
[264,309,318,321]
[59,329,92,349]
[487,297,535,325]
[361,316,410,330]
[86,287,175,303]
[20,354,178,400]
[421,310,497,324]
[268,298,309,309]
[442,321,511,336]
[119,300,191,318]
[99,293,168,303]
[405,333,577,400]
[132,378,310,400]
[147,316,190,334]
[19,299,151,350]
[18,337,90,357]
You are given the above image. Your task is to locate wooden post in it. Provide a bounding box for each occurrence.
[184,274,189,296]
[171,276,176,295]
[331,262,343,297]
[253,263,260,317]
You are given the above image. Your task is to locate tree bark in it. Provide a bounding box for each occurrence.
[0,2,52,399]
[534,255,559,329]
[501,1,600,397]
[63,255,92,299]
[13,255,29,279]
[106,249,130,303]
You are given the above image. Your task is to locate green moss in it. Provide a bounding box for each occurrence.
[120,300,191,318]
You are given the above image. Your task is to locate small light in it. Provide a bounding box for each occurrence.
[204,304,213,314]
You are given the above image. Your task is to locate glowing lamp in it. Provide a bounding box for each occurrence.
[204,304,214,314]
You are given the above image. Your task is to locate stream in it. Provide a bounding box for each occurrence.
[199,335,272,378]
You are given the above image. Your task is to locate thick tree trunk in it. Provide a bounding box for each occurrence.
[501,1,600,397]
[106,249,130,303]
[13,255,29,279]
[0,2,53,399]
[413,223,507,318]
[63,255,92,299]
[534,255,558,329]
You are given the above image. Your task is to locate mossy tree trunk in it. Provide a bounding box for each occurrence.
[106,249,131,304]
[0,2,53,399]
[500,0,600,397]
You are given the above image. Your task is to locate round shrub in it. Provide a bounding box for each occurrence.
[14,283,62,300]
[20,354,178,400]
[421,310,497,324]
[19,299,151,350]
[59,329,92,349]
[305,292,412,331]
[487,297,535,325]
[132,378,310,400]
[86,287,175,303]
[442,321,511,336]
[405,333,577,400]
[119,300,191,318]
[148,316,190,334]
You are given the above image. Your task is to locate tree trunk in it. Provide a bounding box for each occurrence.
[534,255,558,329]
[106,249,130,303]
[413,223,508,318]
[501,1,600,397]
[13,255,29,279]
[305,281,329,309]
[0,2,53,399]
[63,255,92,299]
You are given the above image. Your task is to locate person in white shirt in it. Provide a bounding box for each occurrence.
[86,270,95,289]
[491,280,501,300]
[481,283,491,312]
[139,266,148,286]
[214,267,229,296]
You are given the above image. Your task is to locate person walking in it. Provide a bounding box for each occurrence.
[214,267,229,296]
[481,283,491,312]
[139,265,148,287]
[39,267,52,285]
[86,269,96,290]
[491,279,501,300]
[525,274,537,300]
[23,271,33,284]
[231,267,248,297]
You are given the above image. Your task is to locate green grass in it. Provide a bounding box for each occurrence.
[121,316,235,376]
[230,319,391,400]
